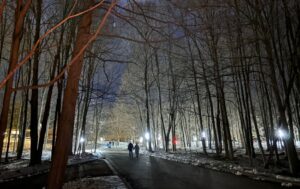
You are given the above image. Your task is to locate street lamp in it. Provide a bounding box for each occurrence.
[201,131,206,139]
[145,132,150,150]
[276,128,287,139]
[193,136,197,142]
[79,137,85,157]
[276,128,287,150]
[139,137,143,143]
[145,132,150,141]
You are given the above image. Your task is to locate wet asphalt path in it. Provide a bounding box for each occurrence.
[104,150,288,189]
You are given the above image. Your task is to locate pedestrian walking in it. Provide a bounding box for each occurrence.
[128,141,134,159]
[134,143,140,159]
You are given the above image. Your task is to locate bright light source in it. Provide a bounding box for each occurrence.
[172,137,177,145]
[11,130,19,135]
[277,129,287,139]
[193,136,197,141]
[201,131,206,139]
[100,137,104,142]
[139,137,143,143]
[145,132,150,140]
[80,137,85,143]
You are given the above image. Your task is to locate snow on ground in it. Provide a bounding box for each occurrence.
[0,151,129,189]
[0,152,102,182]
[143,150,300,187]
[63,176,127,189]
[0,159,49,182]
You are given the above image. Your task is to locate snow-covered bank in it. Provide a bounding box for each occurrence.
[63,176,127,189]
[0,152,128,189]
[0,153,101,183]
[144,150,300,187]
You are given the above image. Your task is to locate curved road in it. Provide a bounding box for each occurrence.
[104,150,289,189]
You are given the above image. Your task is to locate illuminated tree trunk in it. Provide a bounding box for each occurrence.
[154,50,167,151]
[144,52,153,152]
[47,1,93,188]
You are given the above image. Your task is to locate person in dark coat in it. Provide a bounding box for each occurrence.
[128,142,134,159]
[134,143,140,159]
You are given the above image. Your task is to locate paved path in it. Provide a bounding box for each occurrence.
[104,150,290,189]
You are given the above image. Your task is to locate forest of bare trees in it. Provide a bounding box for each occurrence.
[0,0,300,188]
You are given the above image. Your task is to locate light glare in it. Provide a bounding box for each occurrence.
[277,129,286,139]
[201,131,206,139]
[193,136,197,141]
[145,132,150,140]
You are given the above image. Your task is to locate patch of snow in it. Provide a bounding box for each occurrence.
[63,176,127,189]
[0,152,104,183]
[281,182,293,187]
[142,150,300,187]
[235,171,242,176]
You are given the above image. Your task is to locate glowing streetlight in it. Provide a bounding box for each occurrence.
[201,131,206,139]
[139,137,143,143]
[193,136,197,142]
[276,129,287,139]
[145,132,150,140]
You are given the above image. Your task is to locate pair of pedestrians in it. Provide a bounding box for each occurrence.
[128,142,140,159]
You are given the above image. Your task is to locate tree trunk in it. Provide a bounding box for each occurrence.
[94,101,103,152]
[187,38,207,154]
[80,59,93,154]
[47,1,94,187]
[193,37,218,154]
[17,60,31,159]
[5,80,18,162]
[154,50,167,151]
[73,94,83,154]
[37,20,64,163]
[144,51,153,152]
[0,0,32,161]
[29,0,42,165]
